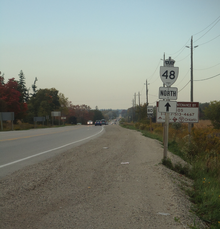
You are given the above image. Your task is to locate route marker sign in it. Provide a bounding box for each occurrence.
[160,67,179,86]
[147,106,153,114]
[159,87,178,100]
[158,100,177,113]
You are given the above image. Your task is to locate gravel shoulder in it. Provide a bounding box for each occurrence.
[0,125,206,229]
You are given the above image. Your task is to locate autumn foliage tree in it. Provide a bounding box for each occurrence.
[67,104,94,124]
[0,76,28,121]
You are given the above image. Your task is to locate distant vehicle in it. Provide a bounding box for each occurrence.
[87,120,93,125]
[77,123,82,125]
[95,120,102,126]
[101,119,107,125]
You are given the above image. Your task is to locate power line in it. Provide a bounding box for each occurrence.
[193,16,220,36]
[194,62,220,70]
[179,80,190,93]
[176,69,190,86]
[147,58,162,82]
[179,74,220,92]
[169,38,190,56]
[166,17,220,63]
[194,73,220,81]
[176,53,190,62]
[194,18,220,42]
[197,34,220,46]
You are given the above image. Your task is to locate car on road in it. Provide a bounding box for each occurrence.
[101,119,107,125]
[87,120,93,125]
[95,120,102,126]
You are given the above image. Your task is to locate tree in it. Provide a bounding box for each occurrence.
[0,73,5,85]
[0,77,27,120]
[66,104,93,124]
[27,88,61,122]
[31,77,38,97]
[204,100,220,129]
[199,102,209,120]
[58,93,69,117]
[17,70,29,102]
[92,109,104,122]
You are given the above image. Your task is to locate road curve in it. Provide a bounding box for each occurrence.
[0,125,104,178]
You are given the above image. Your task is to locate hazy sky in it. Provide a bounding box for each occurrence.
[1,0,220,109]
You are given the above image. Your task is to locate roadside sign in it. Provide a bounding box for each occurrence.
[147,114,153,118]
[160,66,179,86]
[156,102,199,123]
[159,87,178,100]
[158,100,177,113]
[147,106,153,114]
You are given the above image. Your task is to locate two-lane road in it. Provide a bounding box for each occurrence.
[0,125,104,178]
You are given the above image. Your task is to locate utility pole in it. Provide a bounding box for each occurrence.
[146,80,148,106]
[134,93,136,107]
[132,99,134,122]
[138,92,140,106]
[186,36,198,131]
[190,36,194,103]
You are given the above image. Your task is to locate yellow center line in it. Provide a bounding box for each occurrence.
[0,126,84,142]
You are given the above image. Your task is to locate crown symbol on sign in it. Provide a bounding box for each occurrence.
[165,57,175,67]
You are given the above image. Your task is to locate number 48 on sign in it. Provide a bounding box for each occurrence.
[160,66,179,87]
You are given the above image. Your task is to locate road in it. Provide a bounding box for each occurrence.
[0,125,104,178]
[0,125,205,228]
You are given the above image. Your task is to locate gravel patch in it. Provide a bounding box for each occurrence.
[0,125,206,228]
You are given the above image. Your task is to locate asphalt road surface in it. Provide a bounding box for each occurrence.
[0,125,205,229]
[0,125,104,178]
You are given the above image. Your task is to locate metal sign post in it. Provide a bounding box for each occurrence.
[159,57,179,159]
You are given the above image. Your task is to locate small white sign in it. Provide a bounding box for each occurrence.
[160,66,179,86]
[147,106,153,114]
[159,87,178,100]
[51,111,61,117]
[159,101,177,113]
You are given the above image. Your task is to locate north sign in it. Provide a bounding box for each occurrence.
[158,100,177,113]
[159,87,178,100]
[160,66,179,86]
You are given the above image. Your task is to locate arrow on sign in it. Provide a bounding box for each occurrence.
[165,102,171,112]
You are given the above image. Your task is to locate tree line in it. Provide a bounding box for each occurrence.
[0,70,104,125]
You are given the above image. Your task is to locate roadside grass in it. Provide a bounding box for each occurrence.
[120,121,220,229]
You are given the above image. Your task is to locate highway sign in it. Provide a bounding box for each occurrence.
[147,114,153,118]
[156,102,199,123]
[159,100,177,113]
[147,106,153,114]
[159,87,178,100]
[160,66,179,86]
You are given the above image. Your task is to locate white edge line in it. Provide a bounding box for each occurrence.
[0,126,104,169]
